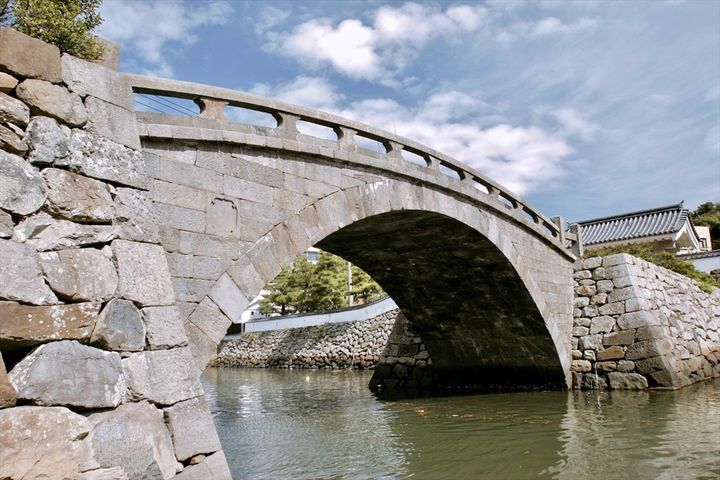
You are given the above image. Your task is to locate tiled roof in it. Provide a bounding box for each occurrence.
[677,250,720,260]
[575,203,691,246]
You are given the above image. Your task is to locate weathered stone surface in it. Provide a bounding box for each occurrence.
[208,273,247,324]
[596,345,625,361]
[185,320,219,371]
[39,248,118,301]
[13,212,118,250]
[87,401,178,480]
[0,71,18,93]
[0,352,16,408]
[164,395,221,461]
[603,330,635,346]
[122,347,203,405]
[608,372,648,390]
[114,187,160,242]
[0,239,58,305]
[579,334,603,351]
[0,121,27,154]
[57,129,149,189]
[589,316,615,334]
[91,299,146,351]
[0,301,99,349]
[78,467,130,480]
[0,91,29,125]
[85,96,141,149]
[174,451,232,480]
[25,115,69,165]
[0,28,62,82]
[142,306,188,349]
[114,240,175,306]
[0,209,11,238]
[617,310,665,330]
[43,168,115,221]
[0,150,47,215]
[0,406,90,480]
[9,340,124,408]
[61,54,134,110]
[188,297,232,345]
[571,359,592,372]
[16,79,87,126]
[625,339,673,361]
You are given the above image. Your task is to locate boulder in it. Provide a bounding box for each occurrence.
[0,239,58,305]
[9,340,125,409]
[113,240,175,306]
[0,122,27,154]
[39,248,118,301]
[0,71,18,93]
[142,305,188,349]
[87,401,179,480]
[174,451,232,480]
[0,28,62,82]
[608,372,649,390]
[0,150,47,215]
[91,299,146,351]
[13,212,118,251]
[0,209,11,238]
[0,90,30,125]
[16,79,87,126]
[114,187,160,242]
[77,467,130,480]
[0,301,99,349]
[25,115,70,165]
[43,168,115,221]
[0,352,16,408]
[122,347,203,405]
[163,395,221,461]
[0,406,90,480]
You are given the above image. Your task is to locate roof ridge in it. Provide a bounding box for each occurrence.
[574,202,685,226]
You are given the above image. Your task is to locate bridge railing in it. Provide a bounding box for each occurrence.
[125,74,579,256]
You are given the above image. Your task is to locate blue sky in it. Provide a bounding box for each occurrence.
[99,0,719,222]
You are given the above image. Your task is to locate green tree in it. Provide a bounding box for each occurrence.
[691,201,720,250]
[1,0,104,60]
[259,255,314,315]
[304,251,347,312]
[350,264,384,304]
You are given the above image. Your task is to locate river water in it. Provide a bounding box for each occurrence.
[202,368,720,480]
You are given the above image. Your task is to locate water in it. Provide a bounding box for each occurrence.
[202,368,720,480]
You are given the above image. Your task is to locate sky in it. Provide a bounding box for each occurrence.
[98,0,720,222]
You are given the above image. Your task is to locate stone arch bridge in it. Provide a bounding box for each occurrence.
[127,75,577,391]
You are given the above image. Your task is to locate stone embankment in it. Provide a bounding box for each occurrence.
[0,29,229,479]
[571,253,720,390]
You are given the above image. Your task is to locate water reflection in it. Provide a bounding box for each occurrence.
[202,368,720,480]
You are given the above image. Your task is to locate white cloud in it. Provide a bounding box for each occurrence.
[552,108,598,141]
[250,76,342,111]
[99,0,233,76]
[497,16,596,43]
[255,6,290,35]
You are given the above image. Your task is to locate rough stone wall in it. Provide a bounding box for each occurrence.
[571,253,720,390]
[0,29,230,479]
[212,309,402,369]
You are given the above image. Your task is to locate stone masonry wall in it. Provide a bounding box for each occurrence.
[0,29,230,479]
[212,309,401,369]
[571,253,720,390]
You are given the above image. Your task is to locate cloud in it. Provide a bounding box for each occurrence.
[497,16,597,43]
[266,2,487,84]
[551,108,598,141]
[99,0,233,77]
[253,76,573,195]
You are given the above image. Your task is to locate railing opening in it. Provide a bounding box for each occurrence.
[355,134,387,155]
[133,93,199,116]
[521,208,538,224]
[401,149,429,168]
[296,120,338,141]
[223,105,277,128]
[439,162,462,180]
[471,178,491,195]
[499,193,517,210]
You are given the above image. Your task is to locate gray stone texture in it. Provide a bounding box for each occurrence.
[39,248,118,302]
[0,301,99,349]
[173,451,232,480]
[0,239,58,305]
[113,239,175,306]
[114,187,160,242]
[25,115,70,165]
[163,395,221,461]
[91,299,146,351]
[61,54,134,110]
[142,305,188,350]
[87,401,179,480]
[9,340,125,409]
[122,347,203,405]
[608,372,649,390]
[207,273,247,324]
[0,71,18,93]
[43,167,115,221]
[0,209,12,238]
[0,352,16,408]
[13,212,118,250]
[85,96,142,149]
[0,150,47,215]
[0,90,30,126]
[0,28,62,82]
[16,79,87,126]
[0,121,27,154]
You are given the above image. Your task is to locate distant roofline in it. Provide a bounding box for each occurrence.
[573,201,685,226]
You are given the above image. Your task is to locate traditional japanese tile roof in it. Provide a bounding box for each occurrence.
[677,250,720,260]
[576,203,692,246]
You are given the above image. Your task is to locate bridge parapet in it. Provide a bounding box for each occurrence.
[125,74,578,258]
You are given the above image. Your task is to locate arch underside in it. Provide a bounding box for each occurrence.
[317,210,566,391]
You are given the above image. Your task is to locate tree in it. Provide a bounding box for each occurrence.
[1,0,104,60]
[350,264,384,304]
[691,202,720,250]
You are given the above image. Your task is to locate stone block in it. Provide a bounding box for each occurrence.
[43,168,114,221]
[113,187,160,242]
[590,293,608,305]
[0,301,99,349]
[9,340,124,408]
[571,359,592,372]
[154,155,223,193]
[61,54,134,110]
[173,277,215,303]
[634,356,666,374]
[174,451,232,480]
[575,284,596,297]
[0,352,15,408]
[635,325,669,341]
[0,210,11,238]
[572,326,589,337]
[625,339,673,361]
[16,79,87,126]
[87,401,179,480]
[84,96,141,149]
[608,372,648,390]
[185,320,219,371]
[164,395,221,461]
[155,202,207,234]
[596,345,625,361]
[603,253,633,267]
[188,297,233,344]
[607,286,642,303]
[592,267,606,280]
[0,406,90,480]
[0,150,46,215]
[0,239,58,305]
[77,467,129,479]
[208,274,248,324]
[0,28,62,82]
[152,179,207,211]
[142,306,189,350]
[122,347,203,405]
[616,360,635,372]
[91,299,146,351]
[12,212,118,251]
[0,71,18,93]
[598,302,624,316]
[603,329,635,346]
[0,90,29,125]
[582,256,602,270]
[223,174,273,204]
[39,248,118,302]
[0,122,26,155]
[113,239,175,306]
[596,280,614,293]
[25,116,69,165]
[58,129,149,189]
[579,334,603,351]
[590,316,615,334]
[617,311,665,330]
[206,196,239,237]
